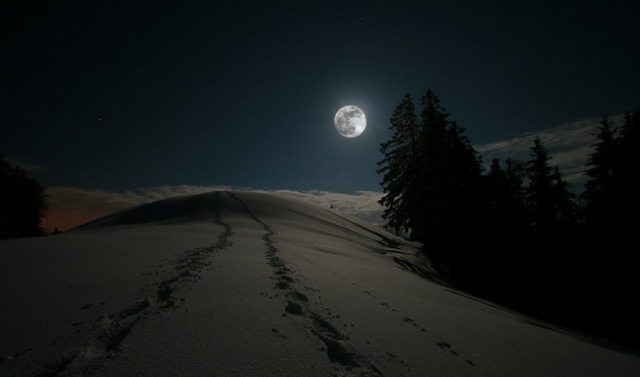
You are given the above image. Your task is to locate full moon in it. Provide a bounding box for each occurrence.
[334,105,366,138]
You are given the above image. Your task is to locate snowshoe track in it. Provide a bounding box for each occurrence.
[33,192,233,377]
[227,191,386,377]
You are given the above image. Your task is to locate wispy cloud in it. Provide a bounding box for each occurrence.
[264,189,384,223]
[5,158,48,173]
[43,185,384,232]
[44,116,620,232]
[475,115,624,185]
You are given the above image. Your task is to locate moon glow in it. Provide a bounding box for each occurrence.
[334,105,366,138]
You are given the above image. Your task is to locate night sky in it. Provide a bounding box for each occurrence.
[2,1,639,230]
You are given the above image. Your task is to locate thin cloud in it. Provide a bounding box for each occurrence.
[5,158,48,173]
[266,189,384,223]
[475,115,624,185]
[43,185,384,232]
[46,115,622,232]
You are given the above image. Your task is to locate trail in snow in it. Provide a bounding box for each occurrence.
[296,253,479,369]
[36,192,233,376]
[3,191,640,377]
[227,191,389,376]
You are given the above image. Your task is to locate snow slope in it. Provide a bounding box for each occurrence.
[0,191,638,376]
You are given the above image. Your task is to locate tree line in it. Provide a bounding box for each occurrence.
[0,152,48,240]
[377,89,640,347]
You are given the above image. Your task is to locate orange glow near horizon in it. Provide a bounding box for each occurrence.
[41,209,105,233]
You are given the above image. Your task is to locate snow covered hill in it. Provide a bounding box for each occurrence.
[1,191,638,376]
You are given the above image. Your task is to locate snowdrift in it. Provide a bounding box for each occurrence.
[0,191,638,376]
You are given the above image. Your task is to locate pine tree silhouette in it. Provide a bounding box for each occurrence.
[616,109,640,228]
[376,94,421,235]
[525,136,556,229]
[0,152,48,239]
[377,89,483,274]
[581,116,617,226]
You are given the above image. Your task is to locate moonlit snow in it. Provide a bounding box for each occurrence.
[1,191,638,376]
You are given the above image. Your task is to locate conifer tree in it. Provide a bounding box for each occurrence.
[551,166,576,222]
[488,158,506,181]
[378,89,483,274]
[414,91,483,246]
[505,158,526,202]
[614,108,640,334]
[525,137,574,228]
[419,89,449,162]
[612,109,640,240]
[525,136,555,228]
[410,90,454,245]
[486,158,524,223]
[581,116,617,225]
[377,90,481,245]
[618,109,640,194]
[484,158,511,247]
[376,94,421,234]
[422,91,484,268]
[483,158,527,271]
[0,152,48,239]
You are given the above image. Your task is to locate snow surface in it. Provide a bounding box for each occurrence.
[1,191,638,376]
